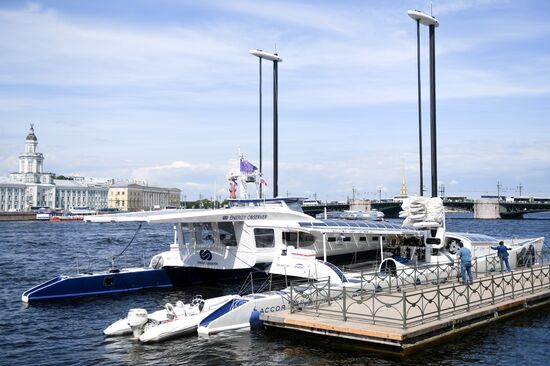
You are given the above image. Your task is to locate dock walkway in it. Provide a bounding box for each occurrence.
[262,264,550,354]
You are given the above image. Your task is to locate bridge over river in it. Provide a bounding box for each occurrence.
[302,199,550,219]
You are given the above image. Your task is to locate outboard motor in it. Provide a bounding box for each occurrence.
[127,308,148,338]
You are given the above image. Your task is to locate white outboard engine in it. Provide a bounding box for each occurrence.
[127,308,148,338]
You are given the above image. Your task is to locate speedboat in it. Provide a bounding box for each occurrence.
[104,294,237,342]
[104,247,365,341]
[196,248,366,336]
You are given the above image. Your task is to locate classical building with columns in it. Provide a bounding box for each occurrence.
[108,183,181,211]
[0,125,110,211]
[1,125,182,212]
[6,125,56,209]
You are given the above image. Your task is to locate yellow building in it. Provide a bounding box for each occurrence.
[108,183,181,211]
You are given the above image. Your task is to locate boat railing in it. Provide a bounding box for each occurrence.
[237,272,289,296]
[289,250,550,329]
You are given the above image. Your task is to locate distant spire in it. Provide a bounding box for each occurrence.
[400,169,408,196]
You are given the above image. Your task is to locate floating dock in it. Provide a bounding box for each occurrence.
[262,265,550,355]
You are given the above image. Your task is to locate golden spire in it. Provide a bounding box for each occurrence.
[400,169,408,197]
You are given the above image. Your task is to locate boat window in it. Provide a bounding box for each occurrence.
[181,226,192,245]
[286,201,304,213]
[218,222,237,247]
[255,228,275,248]
[193,223,215,245]
[359,236,367,242]
[283,231,316,248]
[327,237,336,242]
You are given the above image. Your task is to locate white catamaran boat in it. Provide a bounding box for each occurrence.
[86,197,418,286]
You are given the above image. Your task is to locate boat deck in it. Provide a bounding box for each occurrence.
[262,264,550,355]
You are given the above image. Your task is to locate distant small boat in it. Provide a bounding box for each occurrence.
[35,208,51,220]
[50,215,84,222]
[68,206,97,215]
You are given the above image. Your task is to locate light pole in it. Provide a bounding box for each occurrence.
[408,11,424,196]
[407,10,439,198]
[249,49,283,198]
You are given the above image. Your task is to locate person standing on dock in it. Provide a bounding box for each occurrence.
[456,242,473,285]
[491,241,511,272]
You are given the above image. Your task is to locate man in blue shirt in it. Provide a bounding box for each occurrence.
[456,242,473,285]
[491,241,511,272]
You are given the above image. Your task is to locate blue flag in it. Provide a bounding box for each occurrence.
[240,158,257,173]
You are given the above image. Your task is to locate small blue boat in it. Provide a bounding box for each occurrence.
[22,267,172,303]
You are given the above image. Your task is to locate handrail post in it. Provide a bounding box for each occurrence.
[421,288,425,323]
[531,265,535,294]
[437,283,441,320]
[466,282,470,312]
[328,277,331,306]
[389,269,393,294]
[491,274,495,305]
[511,270,515,299]
[360,269,364,300]
[290,282,294,313]
[402,290,407,329]
[342,285,347,321]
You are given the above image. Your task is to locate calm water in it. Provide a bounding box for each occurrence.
[2,214,550,365]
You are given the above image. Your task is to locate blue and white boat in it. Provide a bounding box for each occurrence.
[22,267,172,303]
[104,247,362,342]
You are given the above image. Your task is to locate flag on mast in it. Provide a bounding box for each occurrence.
[240,158,257,174]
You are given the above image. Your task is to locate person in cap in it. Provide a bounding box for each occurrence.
[491,241,511,272]
[456,242,473,285]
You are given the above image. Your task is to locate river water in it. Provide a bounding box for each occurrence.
[2,214,550,365]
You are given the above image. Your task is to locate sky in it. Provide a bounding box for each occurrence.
[0,0,549,201]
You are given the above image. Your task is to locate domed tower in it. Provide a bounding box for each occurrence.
[18,124,45,181]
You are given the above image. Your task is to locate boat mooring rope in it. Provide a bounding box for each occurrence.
[111,224,143,269]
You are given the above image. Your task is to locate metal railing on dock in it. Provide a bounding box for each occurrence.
[289,250,549,329]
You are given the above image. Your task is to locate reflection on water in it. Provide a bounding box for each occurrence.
[1,216,550,365]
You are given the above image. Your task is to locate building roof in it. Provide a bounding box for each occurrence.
[0,177,26,187]
[110,182,180,192]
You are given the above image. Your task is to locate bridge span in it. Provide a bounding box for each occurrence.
[302,199,550,219]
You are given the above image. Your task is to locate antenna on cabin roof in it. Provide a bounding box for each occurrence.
[430,2,433,16]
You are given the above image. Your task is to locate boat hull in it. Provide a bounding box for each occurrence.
[163,249,377,287]
[22,268,172,303]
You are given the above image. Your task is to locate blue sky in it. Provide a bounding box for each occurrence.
[0,0,549,201]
